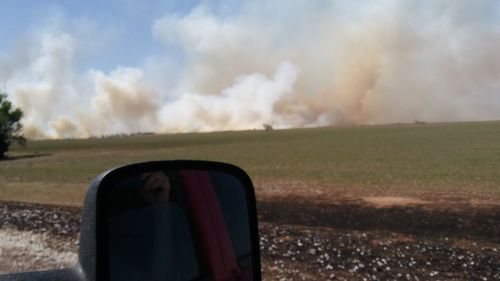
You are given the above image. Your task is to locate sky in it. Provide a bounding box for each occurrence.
[0,0,200,71]
[1,1,500,139]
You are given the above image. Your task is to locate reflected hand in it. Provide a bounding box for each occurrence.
[139,172,171,202]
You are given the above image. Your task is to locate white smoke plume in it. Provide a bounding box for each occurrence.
[1,0,500,139]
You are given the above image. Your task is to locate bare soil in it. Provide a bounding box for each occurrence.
[1,190,500,280]
[0,202,80,273]
[0,228,77,273]
[257,194,500,280]
[361,196,429,207]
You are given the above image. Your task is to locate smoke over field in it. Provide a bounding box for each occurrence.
[1,1,500,139]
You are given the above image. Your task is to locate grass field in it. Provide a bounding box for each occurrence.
[1,121,500,206]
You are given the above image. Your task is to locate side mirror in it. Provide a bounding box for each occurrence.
[1,161,261,281]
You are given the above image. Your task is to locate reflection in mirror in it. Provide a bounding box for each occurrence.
[105,169,252,281]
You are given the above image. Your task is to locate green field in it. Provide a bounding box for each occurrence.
[1,121,500,206]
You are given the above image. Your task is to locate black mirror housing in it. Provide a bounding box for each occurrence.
[0,160,261,281]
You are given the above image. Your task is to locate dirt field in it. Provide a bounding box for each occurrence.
[1,120,500,280]
[258,197,500,280]
[1,188,499,280]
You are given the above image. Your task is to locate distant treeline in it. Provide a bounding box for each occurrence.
[87,132,156,139]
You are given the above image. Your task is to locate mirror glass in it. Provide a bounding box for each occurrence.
[102,168,254,281]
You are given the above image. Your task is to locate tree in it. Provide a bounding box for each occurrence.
[0,92,26,159]
[263,123,274,132]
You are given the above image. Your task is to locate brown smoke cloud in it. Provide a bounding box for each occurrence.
[1,1,500,139]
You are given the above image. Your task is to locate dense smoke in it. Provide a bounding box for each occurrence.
[1,1,500,139]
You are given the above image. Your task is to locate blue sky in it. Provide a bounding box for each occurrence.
[0,0,223,71]
[0,0,350,73]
